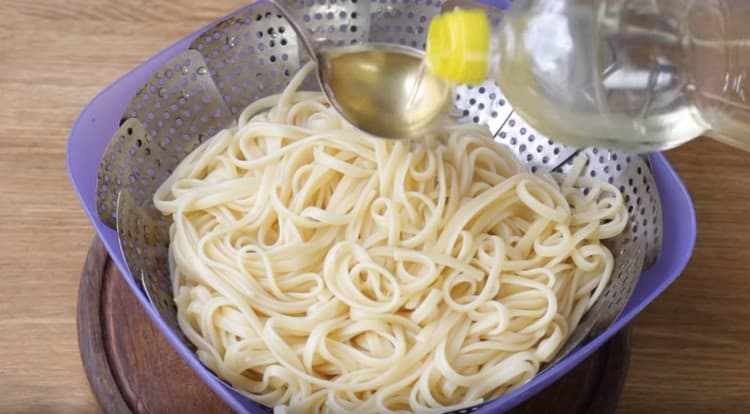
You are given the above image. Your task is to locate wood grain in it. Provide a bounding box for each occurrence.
[0,1,748,413]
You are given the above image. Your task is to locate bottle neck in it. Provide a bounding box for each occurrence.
[487,28,502,82]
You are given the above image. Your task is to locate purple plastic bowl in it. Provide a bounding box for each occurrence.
[66,2,696,412]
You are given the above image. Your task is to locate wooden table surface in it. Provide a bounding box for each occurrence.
[1,1,748,413]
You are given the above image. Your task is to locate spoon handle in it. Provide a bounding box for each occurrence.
[269,0,319,62]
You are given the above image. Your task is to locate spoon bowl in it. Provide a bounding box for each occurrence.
[272,0,453,139]
[319,44,453,139]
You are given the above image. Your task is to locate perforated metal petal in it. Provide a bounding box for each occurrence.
[497,112,579,171]
[115,190,180,335]
[281,0,370,48]
[98,50,234,225]
[97,118,150,228]
[94,1,664,412]
[453,81,513,135]
[123,49,233,158]
[369,0,442,48]
[190,5,304,116]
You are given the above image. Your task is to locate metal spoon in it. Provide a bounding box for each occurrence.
[272,0,454,139]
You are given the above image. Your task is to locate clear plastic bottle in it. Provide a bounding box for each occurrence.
[425,0,750,152]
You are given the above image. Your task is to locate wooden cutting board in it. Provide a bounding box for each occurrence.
[78,237,631,413]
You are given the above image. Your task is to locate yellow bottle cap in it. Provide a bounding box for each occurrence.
[426,9,491,84]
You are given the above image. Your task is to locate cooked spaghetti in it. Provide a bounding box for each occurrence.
[154,62,627,413]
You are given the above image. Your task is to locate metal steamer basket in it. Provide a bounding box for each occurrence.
[66,0,697,413]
